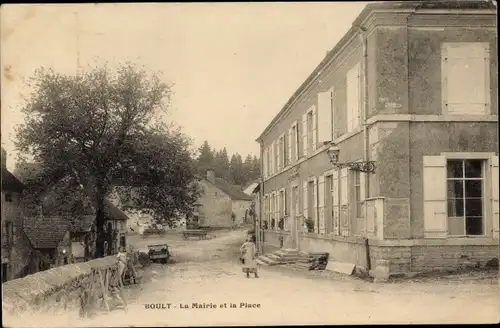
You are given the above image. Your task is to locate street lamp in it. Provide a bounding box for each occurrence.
[326,142,376,173]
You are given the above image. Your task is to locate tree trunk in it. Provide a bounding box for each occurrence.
[94,195,106,258]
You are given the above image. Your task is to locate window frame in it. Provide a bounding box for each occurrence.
[446,158,486,237]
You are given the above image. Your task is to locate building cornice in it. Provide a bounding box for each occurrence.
[255,1,496,143]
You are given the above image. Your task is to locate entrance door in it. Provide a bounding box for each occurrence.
[291,185,300,249]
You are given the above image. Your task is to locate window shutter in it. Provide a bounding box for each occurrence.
[318,175,325,234]
[284,188,288,216]
[271,142,275,175]
[302,113,308,157]
[276,138,281,172]
[339,168,349,237]
[491,156,499,239]
[312,177,318,233]
[312,106,317,151]
[294,122,300,161]
[442,43,489,115]
[423,156,447,238]
[317,90,333,145]
[263,149,268,179]
[360,171,366,211]
[303,181,308,219]
[332,170,340,235]
[287,128,293,165]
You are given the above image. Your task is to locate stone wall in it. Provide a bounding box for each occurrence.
[2,256,119,320]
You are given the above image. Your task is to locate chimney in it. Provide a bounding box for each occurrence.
[1,147,6,168]
[206,170,215,184]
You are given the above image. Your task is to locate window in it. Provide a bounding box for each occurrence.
[5,193,13,202]
[267,147,272,177]
[346,63,361,133]
[447,159,484,236]
[442,43,490,115]
[291,124,298,162]
[353,171,363,218]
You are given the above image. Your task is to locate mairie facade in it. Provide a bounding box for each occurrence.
[256,1,498,274]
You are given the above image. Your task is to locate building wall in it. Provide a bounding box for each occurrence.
[232,200,251,226]
[1,190,32,281]
[198,180,232,227]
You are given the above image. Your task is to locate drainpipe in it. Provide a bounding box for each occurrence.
[359,27,371,271]
[258,141,264,255]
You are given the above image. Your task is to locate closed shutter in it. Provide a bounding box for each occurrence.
[423,156,447,238]
[332,170,340,235]
[442,43,490,115]
[318,175,326,234]
[312,106,317,151]
[317,90,333,145]
[302,113,308,157]
[491,156,499,239]
[339,168,349,237]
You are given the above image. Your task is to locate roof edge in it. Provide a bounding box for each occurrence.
[254,0,495,143]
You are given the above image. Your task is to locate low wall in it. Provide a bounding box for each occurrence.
[2,256,119,318]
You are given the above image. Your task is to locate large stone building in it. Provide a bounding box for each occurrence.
[256,1,498,275]
[197,170,252,228]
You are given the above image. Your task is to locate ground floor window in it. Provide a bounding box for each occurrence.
[447,159,484,236]
[2,263,9,282]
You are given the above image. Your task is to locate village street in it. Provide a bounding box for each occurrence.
[66,229,499,327]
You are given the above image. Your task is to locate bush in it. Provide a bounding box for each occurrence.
[277,217,285,231]
[137,252,152,267]
[305,218,315,232]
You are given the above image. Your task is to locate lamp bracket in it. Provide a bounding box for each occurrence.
[332,161,376,173]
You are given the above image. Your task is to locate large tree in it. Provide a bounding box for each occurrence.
[16,63,201,258]
[196,140,214,174]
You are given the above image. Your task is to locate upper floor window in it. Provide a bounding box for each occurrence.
[442,42,490,115]
[282,133,288,168]
[346,63,361,133]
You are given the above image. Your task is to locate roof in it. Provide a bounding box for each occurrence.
[104,198,129,221]
[243,182,259,196]
[255,0,496,142]
[23,216,70,249]
[2,167,25,193]
[209,178,252,201]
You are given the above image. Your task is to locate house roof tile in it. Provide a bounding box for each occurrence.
[210,178,252,201]
[23,216,70,249]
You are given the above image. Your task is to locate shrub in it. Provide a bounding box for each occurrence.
[277,217,285,231]
[305,218,315,232]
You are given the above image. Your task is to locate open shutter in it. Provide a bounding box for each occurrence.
[359,171,366,235]
[312,106,317,151]
[317,90,333,145]
[303,180,308,221]
[332,170,340,235]
[271,141,276,175]
[318,175,326,234]
[276,138,281,172]
[339,168,349,237]
[423,156,447,238]
[491,156,499,239]
[331,89,336,141]
[302,113,308,157]
[294,122,300,161]
[313,177,318,233]
[263,148,268,179]
[442,43,489,115]
[287,128,292,165]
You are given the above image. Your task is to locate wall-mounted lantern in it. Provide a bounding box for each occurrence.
[326,142,376,173]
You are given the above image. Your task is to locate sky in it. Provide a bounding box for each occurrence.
[1,2,369,171]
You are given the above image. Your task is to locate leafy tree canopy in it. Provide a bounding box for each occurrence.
[16,63,201,257]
